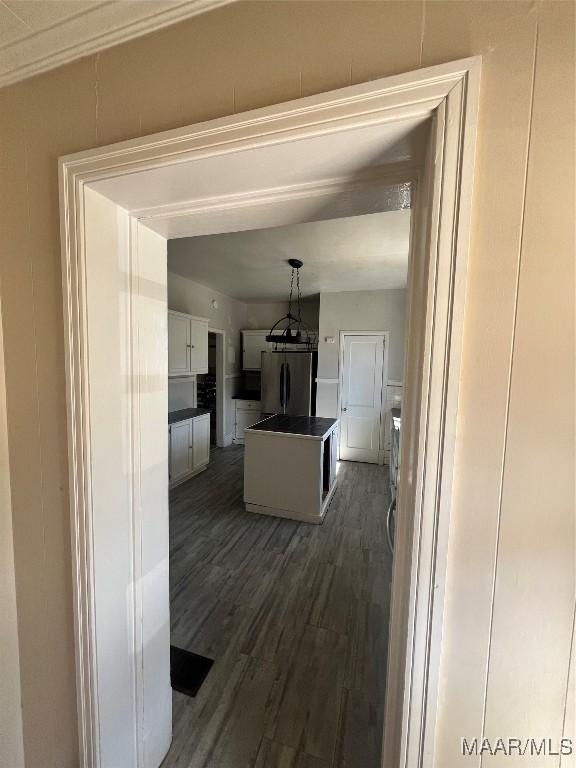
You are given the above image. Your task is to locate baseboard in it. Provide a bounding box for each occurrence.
[246,502,325,525]
[169,463,207,490]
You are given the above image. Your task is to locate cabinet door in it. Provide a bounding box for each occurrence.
[190,318,208,374]
[168,312,191,375]
[236,409,262,438]
[242,332,269,370]
[192,415,210,467]
[169,420,193,482]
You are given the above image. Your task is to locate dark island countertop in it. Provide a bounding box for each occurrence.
[232,391,261,401]
[246,414,338,440]
[168,408,211,425]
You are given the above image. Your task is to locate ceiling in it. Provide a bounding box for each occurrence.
[167,209,411,301]
[0,0,230,88]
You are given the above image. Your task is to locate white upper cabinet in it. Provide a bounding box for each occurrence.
[189,316,208,374]
[168,310,209,376]
[242,330,270,370]
[168,312,191,375]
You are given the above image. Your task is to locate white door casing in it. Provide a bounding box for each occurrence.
[339,332,387,464]
[59,58,480,768]
[80,189,171,768]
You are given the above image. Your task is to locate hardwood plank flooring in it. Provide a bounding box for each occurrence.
[163,445,392,768]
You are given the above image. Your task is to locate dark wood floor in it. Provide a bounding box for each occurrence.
[163,445,392,768]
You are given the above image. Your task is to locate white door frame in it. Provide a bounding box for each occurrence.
[337,330,389,465]
[59,57,481,768]
[208,327,226,448]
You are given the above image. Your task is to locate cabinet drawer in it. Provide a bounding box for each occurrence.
[235,400,261,411]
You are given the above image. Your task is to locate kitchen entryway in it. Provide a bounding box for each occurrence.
[164,445,392,768]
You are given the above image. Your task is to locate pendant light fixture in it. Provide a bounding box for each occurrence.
[266,259,315,347]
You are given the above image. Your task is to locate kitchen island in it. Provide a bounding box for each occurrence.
[243,415,339,524]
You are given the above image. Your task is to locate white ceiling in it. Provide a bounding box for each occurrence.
[0,0,230,88]
[167,209,411,301]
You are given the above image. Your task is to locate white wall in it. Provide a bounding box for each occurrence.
[245,297,320,331]
[316,289,406,418]
[168,378,196,411]
[0,292,25,768]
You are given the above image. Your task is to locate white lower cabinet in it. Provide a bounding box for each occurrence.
[193,413,210,468]
[169,420,193,483]
[169,413,210,488]
[233,400,262,444]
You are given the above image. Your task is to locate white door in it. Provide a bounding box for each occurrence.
[169,420,193,481]
[339,333,386,464]
[168,311,190,375]
[192,414,210,467]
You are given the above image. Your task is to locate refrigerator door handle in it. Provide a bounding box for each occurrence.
[286,363,291,404]
[280,363,285,408]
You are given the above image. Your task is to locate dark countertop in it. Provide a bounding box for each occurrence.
[232,391,261,401]
[168,408,211,425]
[246,414,338,439]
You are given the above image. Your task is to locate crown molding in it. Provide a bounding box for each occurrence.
[0,0,233,89]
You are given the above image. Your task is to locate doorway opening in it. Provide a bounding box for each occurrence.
[59,58,480,768]
[164,207,410,765]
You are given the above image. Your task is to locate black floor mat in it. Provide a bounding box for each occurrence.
[170,645,214,698]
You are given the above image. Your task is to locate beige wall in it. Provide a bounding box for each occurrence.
[0,2,573,767]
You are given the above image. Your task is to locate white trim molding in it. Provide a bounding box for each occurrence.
[59,57,480,768]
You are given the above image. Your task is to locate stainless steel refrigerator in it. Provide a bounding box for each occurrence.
[261,351,317,416]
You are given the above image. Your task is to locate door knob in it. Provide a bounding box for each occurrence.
[342,406,348,412]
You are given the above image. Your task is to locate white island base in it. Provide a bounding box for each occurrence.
[244,415,339,525]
